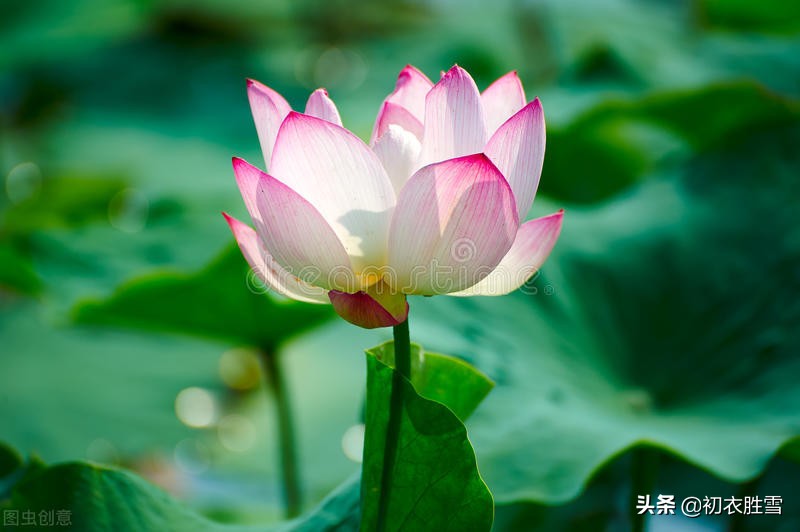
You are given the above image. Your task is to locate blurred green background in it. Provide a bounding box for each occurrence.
[2,0,799,530]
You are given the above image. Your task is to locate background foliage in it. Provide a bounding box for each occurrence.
[1,0,799,530]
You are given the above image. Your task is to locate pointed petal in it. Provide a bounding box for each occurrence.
[247,79,292,169]
[481,71,527,137]
[232,158,354,292]
[372,124,422,194]
[418,65,488,167]
[388,154,518,295]
[270,112,395,271]
[223,213,329,303]
[485,99,545,220]
[305,88,343,126]
[450,211,563,296]
[384,65,433,123]
[370,101,424,144]
[328,281,408,329]
[232,154,262,227]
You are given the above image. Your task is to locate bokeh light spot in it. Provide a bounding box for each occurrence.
[175,387,218,428]
[341,423,365,463]
[5,162,42,204]
[219,348,262,391]
[314,47,367,91]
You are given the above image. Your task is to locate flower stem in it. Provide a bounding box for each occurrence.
[392,318,412,379]
[260,349,301,518]
[377,318,412,531]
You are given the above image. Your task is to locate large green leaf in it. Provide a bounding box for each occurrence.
[367,342,494,422]
[0,303,229,462]
[287,472,360,531]
[541,82,799,203]
[10,462,253,532]
[1,173,127,236]
[0,172,131,297]
[72,244,333,350]
[6,458,360,531]
[0,300,372,519]
[360,343,494,531]
[521,0,800,101]
[404,123,800,504]
[0,443,22,479]
[0,447,44,503]
[493,450,800,531]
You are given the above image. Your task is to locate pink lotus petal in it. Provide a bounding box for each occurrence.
[450,210,563,296]
[232,157,354,292]
[481,71,527,137]
[372,124,422,194]
[223,213,329,303]
[388,154,518,295]
[328,281,408,329]
[418,65,488,167]
[270,112,396,273]
[232,153,262,228]
[485,99,545,220]
[370,101,424,144]
[384,65,433,123]
[247,79,292,169]
[305,88,343,126]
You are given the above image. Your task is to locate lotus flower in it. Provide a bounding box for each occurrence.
[224,65,563,329]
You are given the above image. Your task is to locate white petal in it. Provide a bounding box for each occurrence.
[418,65,488,167]
[481,71,527,137]
[247,79,292,169]
[223,213,329,303]
[232,154,262,228]
[485,99,545,220]
[305,88,343,126]
[388,154,518,295]
[232,158,355,292]
[384,65,433,123]
[270,113,396,272]
[372,125,422,194]
[370,101,424,144]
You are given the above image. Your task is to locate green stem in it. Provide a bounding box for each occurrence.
[392,318,412,379]
[260,349,301,518]
[630,447,659,532]
[377,318,412,531]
